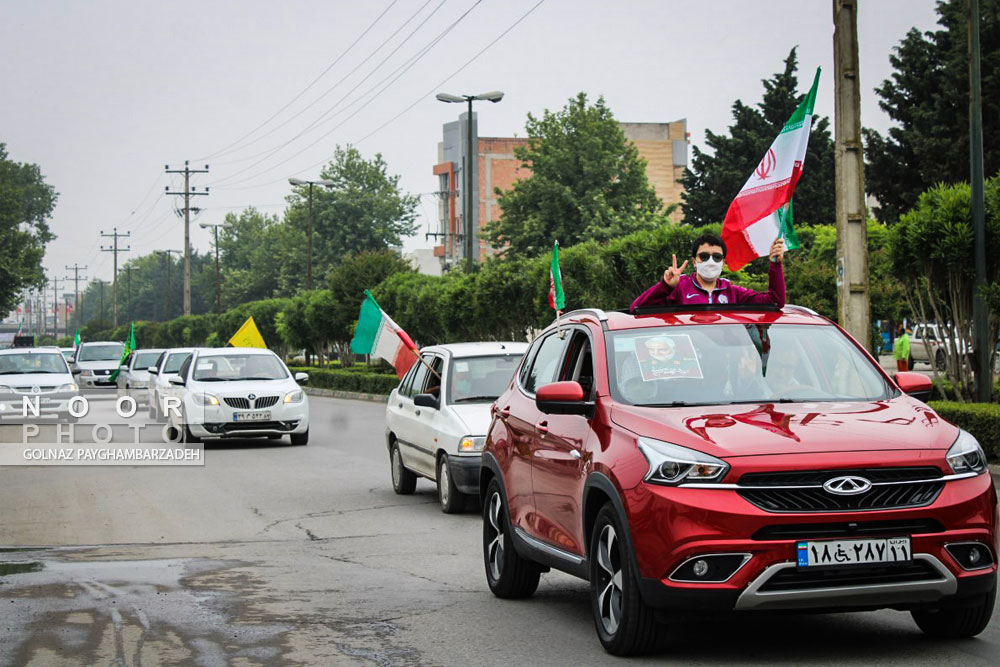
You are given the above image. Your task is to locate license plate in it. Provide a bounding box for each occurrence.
[797,537,911,567]
[234,411,271,422]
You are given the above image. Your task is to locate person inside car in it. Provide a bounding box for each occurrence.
[631,233,786,311]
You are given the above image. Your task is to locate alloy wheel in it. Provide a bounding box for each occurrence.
[392,447,402,487]
[486,491,505,581]
[595,524,624,635]
[439,459,450,506]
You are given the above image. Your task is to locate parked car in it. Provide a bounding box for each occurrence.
[72,341,125,391]
[148,348,196,421]
[910,323,967,371]
[165,347,310,444]
[116,348,165,405]
[0,347,80,421]
[481,305,996,655]
[385,342,528,513]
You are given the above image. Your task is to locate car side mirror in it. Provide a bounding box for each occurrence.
[536,381,594,417]
[895,372,932,402]
[148,367,159,375]
[413,393,439,410]
[168,376,185,386]
[294,372,309,383]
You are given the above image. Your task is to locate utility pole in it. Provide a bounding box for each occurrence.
[125,266,135,322]
[970,0,990,400]
[200,221,232,312]
[100,228,131,327]
[65,264,87,331]
[50,277,62,336]
[154,250,182,320]
[98,280,107,325]
[833,1,871,349]
[41,280,48,336]
[166,161,209,316]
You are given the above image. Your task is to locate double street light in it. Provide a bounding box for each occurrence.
[288,177,335,289]
[200,221,233,313]
[436,90,504,273]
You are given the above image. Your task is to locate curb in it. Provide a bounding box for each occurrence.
[302,387,388,404]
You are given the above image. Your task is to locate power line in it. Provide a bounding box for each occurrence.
[199,0,401,161]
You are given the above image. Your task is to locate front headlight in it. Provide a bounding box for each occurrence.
[946,430,988,475]
[57,383,78,393]
[459,436,486,453]
[80,370,94,378]
[284,390,304,404]
[637,437,730,485]
[193,392,220,407]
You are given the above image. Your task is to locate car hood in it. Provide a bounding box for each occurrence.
[446,403,494,435]
[75,360,120,371]
[609,398,959,458]
[189,379,299,396]
[0,373,73,388]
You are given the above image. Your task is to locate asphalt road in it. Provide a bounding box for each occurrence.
[0,394,997,666]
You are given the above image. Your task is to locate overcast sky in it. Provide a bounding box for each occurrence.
[1,0,940,289]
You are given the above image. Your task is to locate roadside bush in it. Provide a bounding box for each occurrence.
[929,401,1000,462]
[289,367,399,395]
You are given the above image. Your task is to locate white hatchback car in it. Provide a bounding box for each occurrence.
[166,347,310,444]
[385,342,528,513]
[0,347,80,421]
[116,348,165,405]
[148,348,196,421]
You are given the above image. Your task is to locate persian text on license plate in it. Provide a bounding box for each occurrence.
[797,537,911,567]
[234,411,271,422]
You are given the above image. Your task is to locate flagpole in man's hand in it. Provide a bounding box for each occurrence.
[769,238,786,264]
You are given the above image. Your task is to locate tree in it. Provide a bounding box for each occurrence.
[680,48,836,227]
[864,0,1000,223]
[285,145,418,277]
[0,143,56,315]
[216,208,302,304]
[486,93,664,258]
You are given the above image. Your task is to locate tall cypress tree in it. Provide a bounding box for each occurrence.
[680,48,836,227]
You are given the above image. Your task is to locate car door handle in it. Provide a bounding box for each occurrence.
[398,402,403,408]
[415,409,421,417]
[536,421,548,434]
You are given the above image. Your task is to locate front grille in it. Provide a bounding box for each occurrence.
[223,397,250,409]
[738,467,944,513]
[760,560,942,591]
[254,395,279,408]
[13,386,57,393]
[753,519,945,541]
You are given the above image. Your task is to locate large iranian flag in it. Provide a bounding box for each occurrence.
[350,290,419,378]
[722,67,820,271]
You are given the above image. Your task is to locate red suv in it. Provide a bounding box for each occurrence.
[480,305,996,655]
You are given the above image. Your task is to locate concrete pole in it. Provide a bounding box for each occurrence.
[833,0,871,349]
[969,0,990,401]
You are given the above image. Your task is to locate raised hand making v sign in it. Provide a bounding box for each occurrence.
[631,232,786,311]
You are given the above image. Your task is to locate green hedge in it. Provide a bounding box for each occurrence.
[929,401,1000,463]
[290,367,399,395]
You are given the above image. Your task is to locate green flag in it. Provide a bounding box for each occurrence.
[109,323,136,382]
[548,241,565,311]
[73,329,81,348]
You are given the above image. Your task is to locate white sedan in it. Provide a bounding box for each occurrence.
[148,348,196,421]
[385,342,528,513]
[166,347,309,445]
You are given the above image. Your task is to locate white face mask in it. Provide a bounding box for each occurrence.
[696,258,723,281]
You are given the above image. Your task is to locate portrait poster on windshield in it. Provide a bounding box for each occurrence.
[633,334,703,381]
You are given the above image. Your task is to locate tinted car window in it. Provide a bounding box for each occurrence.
[405,359,430,399]
[0,353,69,375]
[449,354,523,403]
[523,334,569,394]
[133,351,162,369]
[163,352,191,374]
[79,343,124,361]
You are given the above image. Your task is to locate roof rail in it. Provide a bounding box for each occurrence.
[623,304,781,316]
[783,304,819,316]
[560,308,609,322]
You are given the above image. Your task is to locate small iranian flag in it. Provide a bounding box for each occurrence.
[548,241,565,311]
[73,329,81,348]
[350,290,420,378]
[721,67,820,271]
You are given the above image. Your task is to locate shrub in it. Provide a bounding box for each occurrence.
[289,367,399,395]
[929,401,1000,463]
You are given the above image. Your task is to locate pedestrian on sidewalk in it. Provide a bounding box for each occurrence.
[893,324,911,372]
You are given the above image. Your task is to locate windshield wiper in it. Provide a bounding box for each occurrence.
[0,370,60,375]
[237,376,281,381]
[453,396,499,403]
[194,377,228,382]
[635,401,715,407]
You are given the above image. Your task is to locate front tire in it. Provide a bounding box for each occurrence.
[590,504,659,656]
[483,479,540,598]
[911,580,996,638]
[437,455,467,514]
[935,349,946,371]
[290,429,309,446]
[390,443,417,495]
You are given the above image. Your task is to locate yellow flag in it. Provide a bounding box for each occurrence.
[228,316,267,348]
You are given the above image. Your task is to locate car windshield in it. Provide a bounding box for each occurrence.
[0,353,69,375]
[78,343,124,362]
[163,352,191,374]
[448,354,523,403]
[606,324,893,407]
[133,351,161,369]
[193,353,287,381]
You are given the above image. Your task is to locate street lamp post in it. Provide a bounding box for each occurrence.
[200,221,233,313]
[288,177,336,289]
[436,90,504,273]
